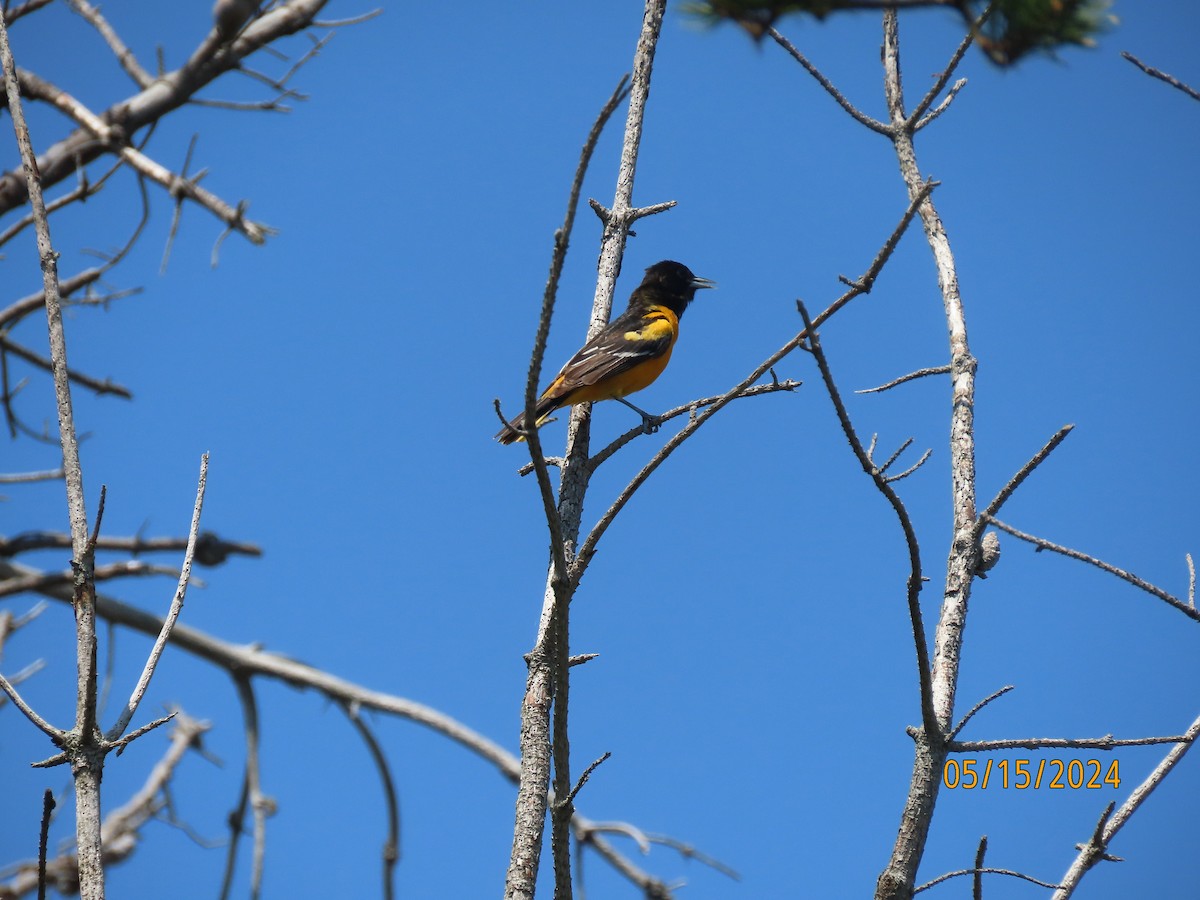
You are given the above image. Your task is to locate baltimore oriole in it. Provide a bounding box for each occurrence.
[496,260,714,445]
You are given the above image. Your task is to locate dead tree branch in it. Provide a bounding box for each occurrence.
[1121,51,1200,102]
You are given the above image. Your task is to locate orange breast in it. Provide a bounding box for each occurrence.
[609,345,672,397]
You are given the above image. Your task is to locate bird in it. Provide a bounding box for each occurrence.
[495,260,714,445]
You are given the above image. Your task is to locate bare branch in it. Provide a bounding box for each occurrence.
[0,262,125,331]
[1,713,212,898]
[884,448,932,484]
[562,752,611,807]
[1121,51,1200,102]
[1054,711,1200,897]
[0,559,182,600]
[107,711,177,756]
[571,814,674,899]
[0,156,121,250]
[311,9,384,28]
[0,668,62,738]
[907,2,995,128]
[768,27,890,135]
[0,335,133,399]
[642,833,740,882]
[796,299,936,737]
[38,788,55,900]
[160,134,200,272]
[857,365,950,394]
[878,437,914,474]
[983,516,1200,623]
[232,676,269,900]
[974,425,1074,538]
[0,467,63,483]
[0,529,261,564]
[947,685,1014,742]
[950,734,1189,753]
[972,836,987,900]
[342,702,400,900]
[0,658,46,698]
[66,0,153,88]
[105,454,208,742]
[3,0,55,26]
[0,0,341,224]
[580,377,802,474]
[0,558,675,896]
[916,866,1060,894]
[915,78,967,131]
[16,68,274,244]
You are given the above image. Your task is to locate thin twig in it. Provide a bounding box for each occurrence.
[1053,711,1200,897]
[768,27,890,135]
[915,77,967,131]
[974,425,1074,539]
[108,711,177,756]
[884,448,933,484]
[644,833,741,881]
[577,377,801,475]
[0,157,120,249]
[1121,51,1200,102]
[3,0,56,25]
[950,734,1189,753]
[984,516,1199,623]
[0,559,182,600]
[916,866,1059,893]
[105,454,208,741]
[972,836,986,900]
[907,1,995,128]
[311,9,384,28]
[0,262,125,330]
[0,468,64,483]
[563,752,611,806]
[0,529,260,563]
[797,300,936,737]
[0,669,61,737]
[66,0,153,87]
[343,702,401,900]
[878,437,915,475]
[160,134,201,273]
[38,788,55,900]
[233,675,268,900]
[0,334,133,398]
[947,685,1014,741]
[856,365,950,394]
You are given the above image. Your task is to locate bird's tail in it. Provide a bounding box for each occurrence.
[495,396,560,445]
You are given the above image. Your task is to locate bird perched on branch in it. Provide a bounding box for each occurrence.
[495,260,714,445]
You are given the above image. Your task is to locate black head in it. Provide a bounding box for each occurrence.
[636,260,715,317]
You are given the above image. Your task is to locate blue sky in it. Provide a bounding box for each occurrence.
[2,2,1199,898]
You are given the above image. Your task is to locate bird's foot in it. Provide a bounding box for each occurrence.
[640,413,663,436]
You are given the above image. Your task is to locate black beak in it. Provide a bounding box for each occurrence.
[691,276,716,291]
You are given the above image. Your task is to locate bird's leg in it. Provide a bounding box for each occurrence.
[615,396,663,435]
